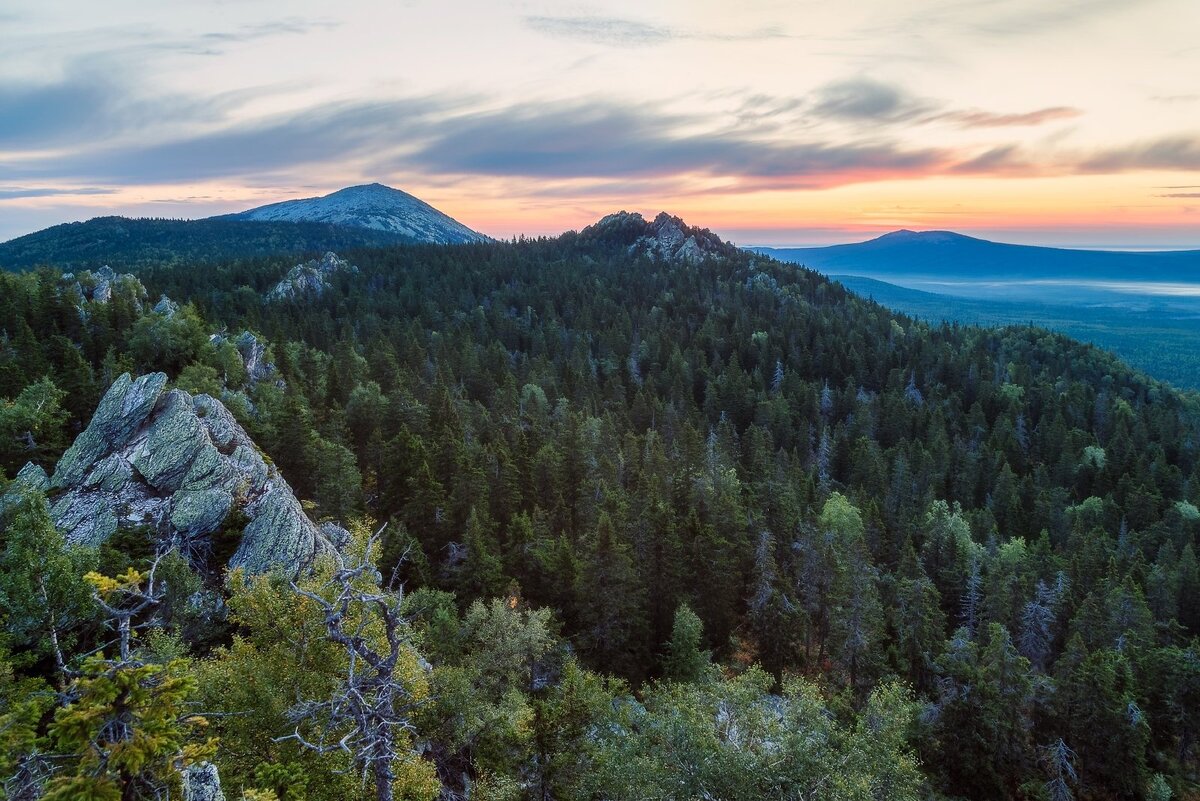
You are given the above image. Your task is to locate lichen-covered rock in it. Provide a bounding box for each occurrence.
[47,373,332,573]
[170,489,234,537]
[580,211,736,265]
[59,266,147,318]
[152,294,180,318]
[267,252,358,301]
[50,491,120,546]
[320,521,352,549]
[52,372,168,488]
[183,762,225,801]
[238,483,325,574]
[129,390,207,492]
[236,330,275,384]
[0,462,49,516]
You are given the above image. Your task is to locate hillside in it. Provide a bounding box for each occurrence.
[0,216,414,271]
[837,274,1200,389]
[1,218,1198,799]
[218,183,489,244]
[757,229,1200,281]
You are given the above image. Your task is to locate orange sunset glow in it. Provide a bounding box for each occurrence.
[3,0,1199,247]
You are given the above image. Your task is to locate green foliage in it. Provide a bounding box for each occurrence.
[126,302,210,375]
[0,216,414,271]
[0,488,95,674]
[584,668,922,800]
[661,603,711,683]
[43,654,212,801]
[6,226,1200,796]
[0,377,68,472]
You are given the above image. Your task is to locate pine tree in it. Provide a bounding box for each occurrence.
[662,603,710,683]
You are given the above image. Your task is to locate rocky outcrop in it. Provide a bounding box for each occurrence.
[210,330,279,387]
[183,762,225,801]
[42,372,338,574]
[580,211,737,265]
[266,251,357,301]
[152,294,180,318]
[59,266,147,319]
[0,462,49,517]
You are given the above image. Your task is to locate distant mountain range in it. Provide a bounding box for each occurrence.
[755,230,1200,282]
[216,183,488,245]
[0,183,487,271]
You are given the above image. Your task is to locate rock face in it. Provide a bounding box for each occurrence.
[44,372,335,574]
[183,762,225,801]
[581,211,737,265]
[266,251,358,301]
[59,266,147,319]
[209,329,279,387]
[152,294,180,318]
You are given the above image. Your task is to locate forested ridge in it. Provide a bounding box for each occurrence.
[1,218,1198,800]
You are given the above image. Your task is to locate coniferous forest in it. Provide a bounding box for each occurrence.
[1,221,1198,800]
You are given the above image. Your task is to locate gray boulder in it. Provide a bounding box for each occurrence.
[46,373,332,574]
[152,294,180,318]
[183,762,225,801]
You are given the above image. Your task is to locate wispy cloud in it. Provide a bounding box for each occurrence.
[933,105,1081,127]
[0,58,270,148]
[1151,94,1199,104]
[1080,136,1200,171]
[185,17,342,55]
[0,186,115,200]
[1159,193,1200,198]
[523,15,788,48]
[892,0,1150,37]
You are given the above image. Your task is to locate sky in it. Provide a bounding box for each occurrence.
[2,0,1200,247]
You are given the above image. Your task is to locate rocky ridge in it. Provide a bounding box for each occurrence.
[266,251,358,302]
[60,266,147,317]
[581,211,738,264]
[14,372,338,574]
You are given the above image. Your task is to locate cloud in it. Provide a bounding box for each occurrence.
[383,99,947,186]
[0,59,266,148]
[0,187,115,200]
[812,78,934,122]
[183,17,342,55]
[3,91,949,191]
[950,145,1032,174]
[1080,136,1200,172]
[1160,193,1200,198]
[523,15,787,47]
[904,0,1148,37]
[933,106,1081,127]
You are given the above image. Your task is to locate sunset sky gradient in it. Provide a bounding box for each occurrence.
[3,0,1200,246]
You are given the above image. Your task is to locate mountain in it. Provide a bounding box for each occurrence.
[218,182,488,245]
[0,216,414,271]
[756,229,1200,281]
[577,210,740,263]
[4,212,1200,798]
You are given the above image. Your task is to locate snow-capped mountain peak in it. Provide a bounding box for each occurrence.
[219,183,488,245]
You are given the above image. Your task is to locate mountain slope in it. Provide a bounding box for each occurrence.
[835,274,1200,388]
[0,216,413,271]
[219,183,488,245]
[3,214,1200,797]
[756,230,1200,281]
